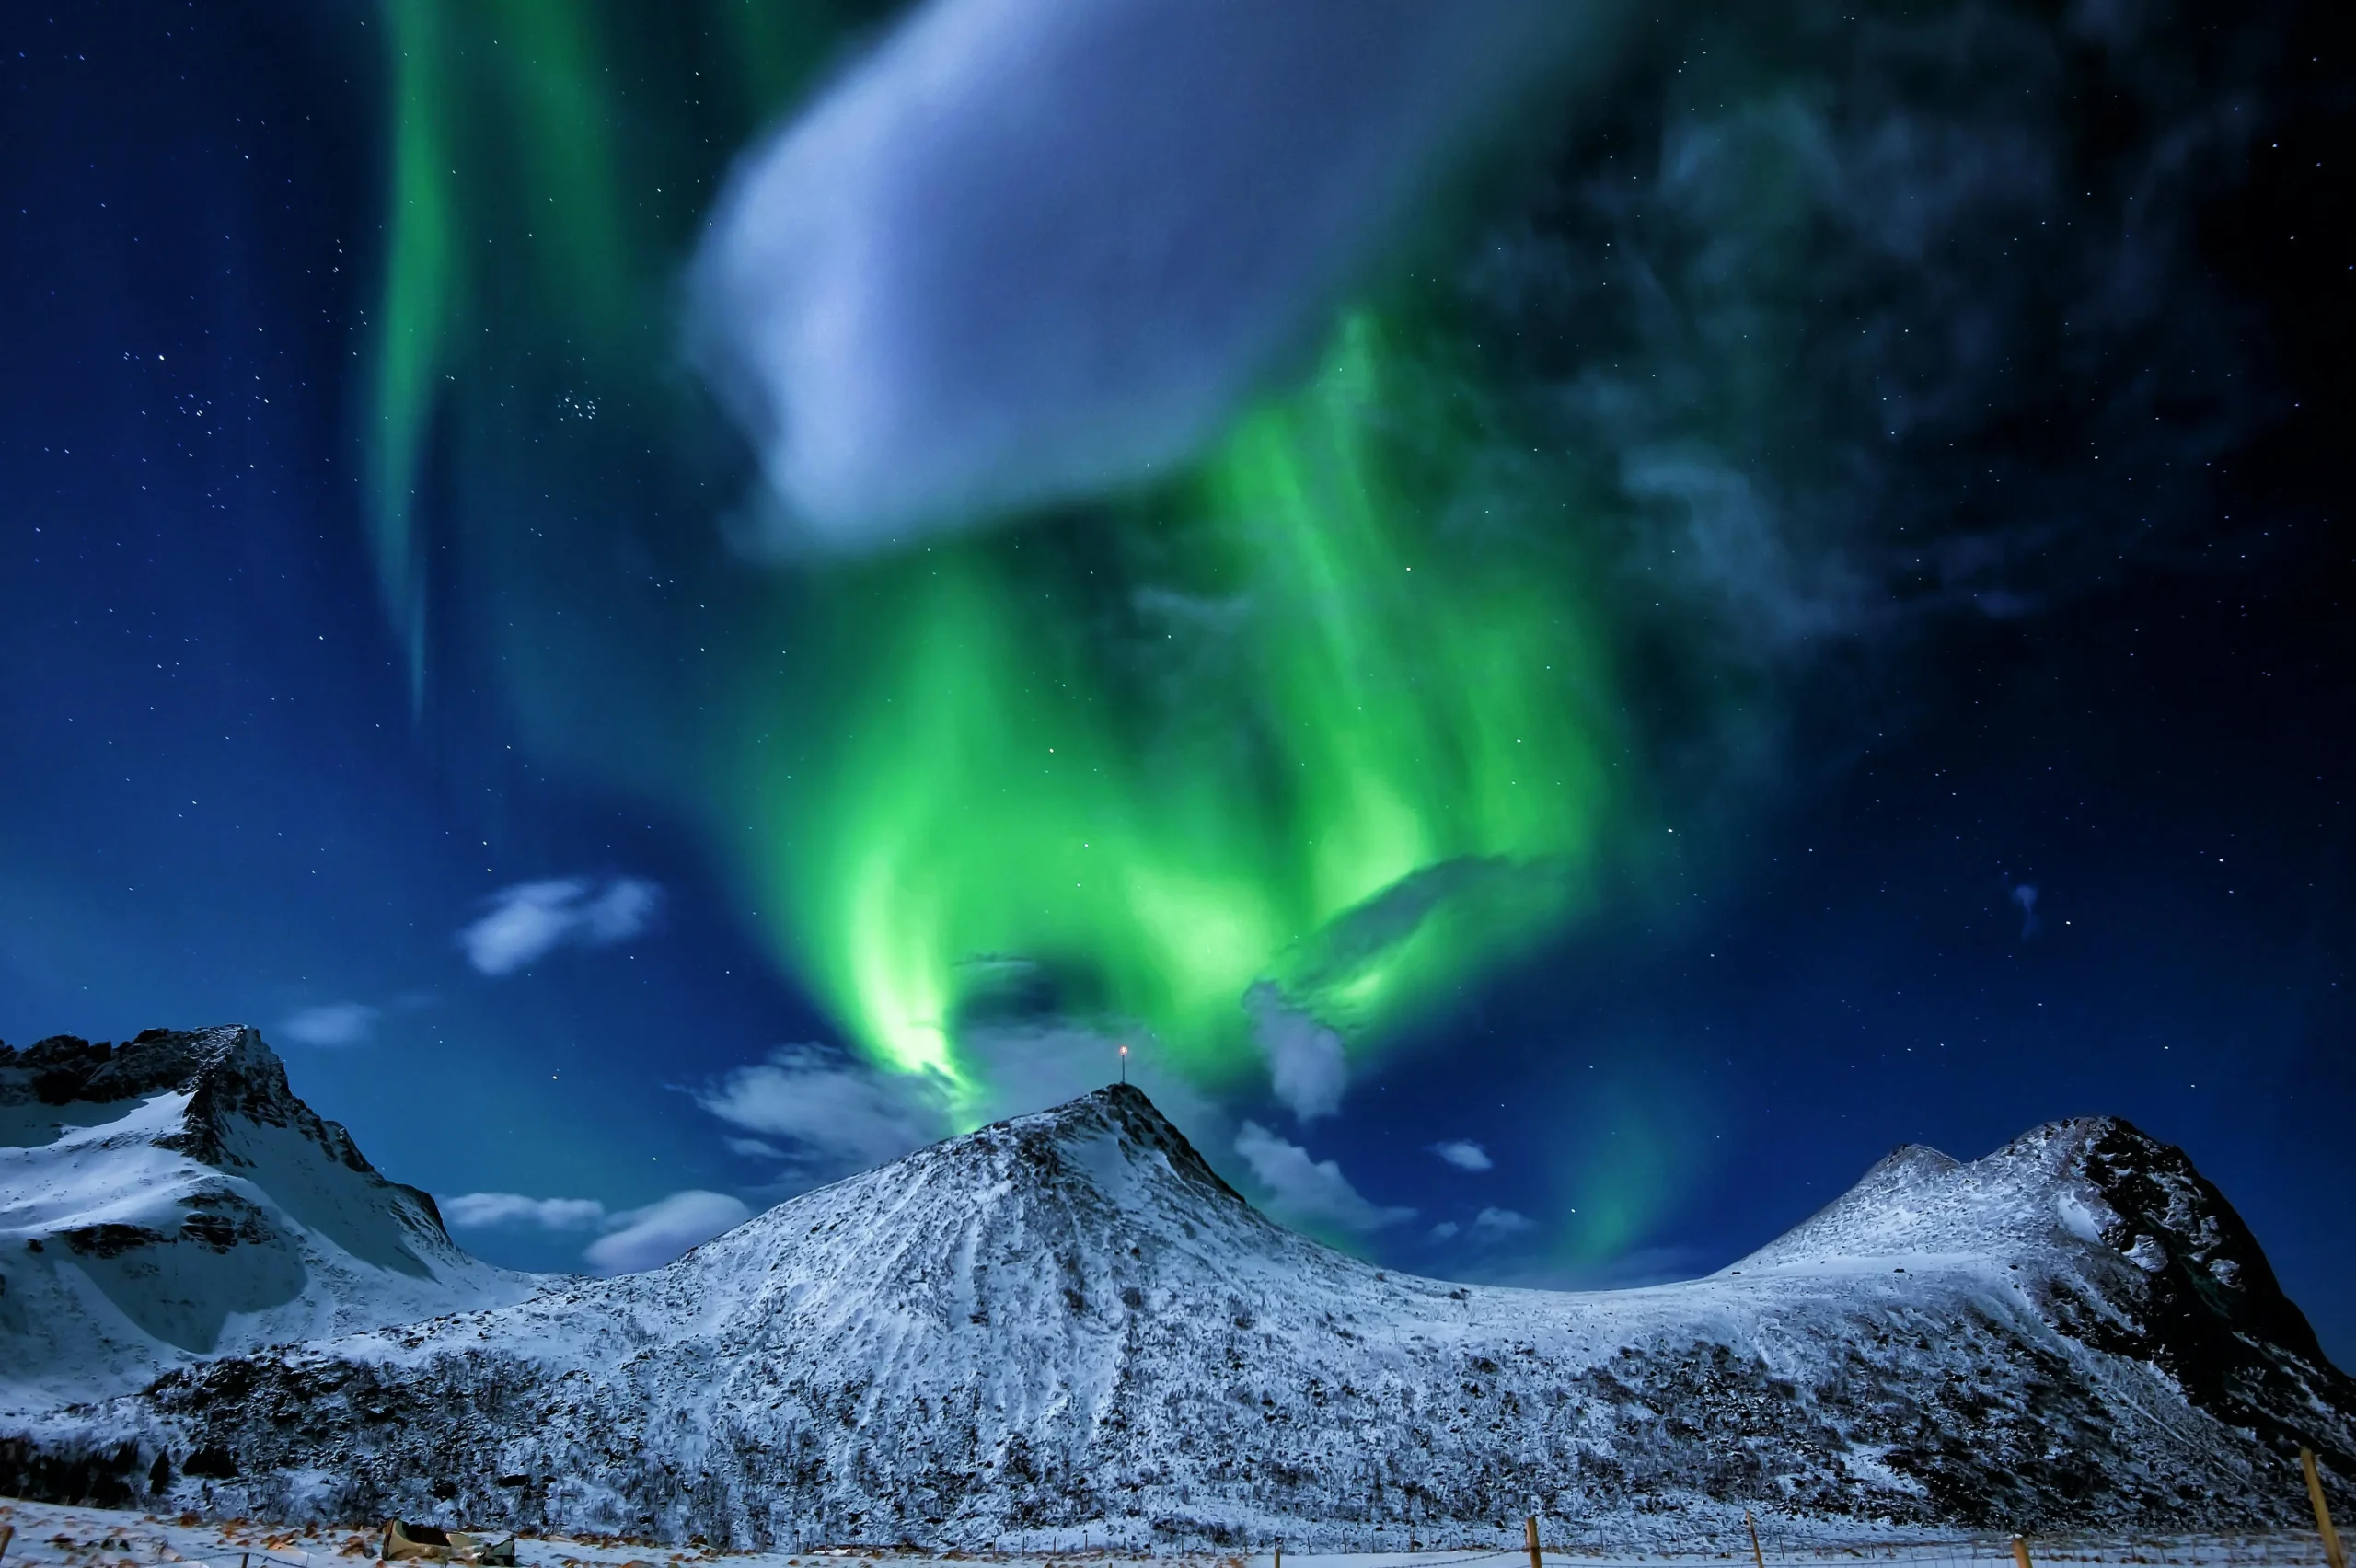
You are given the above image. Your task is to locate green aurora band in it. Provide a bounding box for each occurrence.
[362,1,1654,1140]
[753,318,1624,1110]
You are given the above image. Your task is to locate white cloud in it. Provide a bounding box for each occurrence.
[1231,1121,1413,1235]
[581,877,659,942]
[1429,1220,1461,1241]
[689,0,1583,548]
[582,1190,752,1275]
[697,1045,950,1171]
[1472,1205,1537,1237]
[279,1002,379,1048]
[1429,1138,1493,1171]
[443,1186,757,1274]
[459,876,661,975]
[1244,984,1347,1121]
[722,1136,784,1159]
[441,1192,607,1232]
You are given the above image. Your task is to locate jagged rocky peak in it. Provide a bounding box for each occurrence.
[1735,1113,2346,1451]
[3,1024,271,1121]
[2,1022,477,1262]
[2061,1114,2326,1356]
[1740,1114,2308,1309]
[0,1024,532,1413]
[1,1024,366,1173]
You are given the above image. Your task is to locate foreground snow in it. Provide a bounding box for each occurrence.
[0,1497,2335,1568]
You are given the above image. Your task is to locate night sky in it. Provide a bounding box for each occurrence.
[5,2,2350,1358]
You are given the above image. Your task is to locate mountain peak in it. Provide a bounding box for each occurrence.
[1,1023,530,1414]
[4,1024,392,1192]
[1735,1113,2224,1273]
[989,1081,1245,1205]
[6,1023,268,1108]
[12,1064,2352,1542]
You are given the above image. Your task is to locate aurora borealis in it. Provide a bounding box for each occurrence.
[360,1,1638,1113]
[3,0,2351,1355]
[752,319,1624,1105]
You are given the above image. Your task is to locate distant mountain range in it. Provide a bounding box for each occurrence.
[3,1027,2350,1547]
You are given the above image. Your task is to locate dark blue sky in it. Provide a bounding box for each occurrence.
[3,2,2350,1361]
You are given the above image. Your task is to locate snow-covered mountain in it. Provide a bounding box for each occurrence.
[0,1026,534,1418]
[4,1061,2350,1546]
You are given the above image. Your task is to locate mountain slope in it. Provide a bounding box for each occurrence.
[13,1084,2342,1546]
[0,1026,535,1417]
[1733,1117,2347,1468]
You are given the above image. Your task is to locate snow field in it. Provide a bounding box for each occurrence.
[1,1500,2340,1568]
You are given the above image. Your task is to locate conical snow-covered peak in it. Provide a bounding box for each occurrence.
[600,1082,1306,1330]
[924,1081,1246,1212]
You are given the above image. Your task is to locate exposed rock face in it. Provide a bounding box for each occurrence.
[2,1049,2348,1544]
[1743,1117,2350,1479]
[0,1026,535,1419]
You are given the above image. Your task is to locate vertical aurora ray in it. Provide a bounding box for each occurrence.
[372,0,459,711]
[361,0,869,714]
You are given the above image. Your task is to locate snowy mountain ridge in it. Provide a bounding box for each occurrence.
[0,1026,534,1418]
[3,1037,2350,1547]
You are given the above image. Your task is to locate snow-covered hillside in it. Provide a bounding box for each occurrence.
[0,1026,535,1417]
[3,1064,2349,1547]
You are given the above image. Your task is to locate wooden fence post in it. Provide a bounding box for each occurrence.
[2307,1447,2348,1568]
[1745,1510,1765,1568]
[1526,1516,1542,1568]
[2011,1537,2032,1568]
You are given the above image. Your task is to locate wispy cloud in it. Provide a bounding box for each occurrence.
[279,1001,380,1048]
[1426,1206,1536,1248]
[1244,984,1347,1122]
[441,1192,607,1232]
[690,0,1584,548]
[458,876,660,976]
[582,1190,751,1275]
[1472,1205,1536,1238]
[1232,1121,1413,1234]
[442,1185,755,1274]
[1429,1138,1493,1171]
[697,1044,950,1172]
